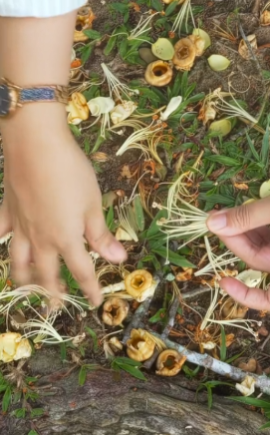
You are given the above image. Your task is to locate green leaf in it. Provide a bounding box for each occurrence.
[85,326,99,351]
[60,343,67,362]
[152,247,195,268]
[83,29,101,40]
[13,408,26,418]
[260,421,270,430]
[78,366,87,386]
[2,386,11,412]
[84,139,91,155]
[110,2,129,13]
[117,363,147,381]
[206,385,213,410]
[69,124,81,137]
[113,357,142,367]
[205,155,241,166]
[149,307,166,323]
[151,0,163,11]
[28,431,39,435]
[30,408,45,418]
[133,196,145,231]
[220,325,226,362]
[165,1,179,15]
[104,36,117,56]
[261,116,270,165]
[92,134,106,154]
[80,44,94,64]
[230,396,270,409]
[119,38,128,58]
[106,206,115,231]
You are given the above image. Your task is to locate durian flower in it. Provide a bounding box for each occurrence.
[156,349,187,376]
[160,96,182,121]
[0,332,32,363]
[66,92,89,125]
[235,375,255,396]
[87,96,115,138]
[126,329,156,361]
[102,297,129,326]
[110,101,137,125]
[173,37,196,71]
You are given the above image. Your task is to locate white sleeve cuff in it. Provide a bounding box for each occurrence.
[0,0,87,17]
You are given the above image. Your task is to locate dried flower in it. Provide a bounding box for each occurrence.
[238,35,257,60]
[145,60,173,86]
[238,358,257,373]
[235,375,256,396]
[221,297,248,320]
[0,333,32,363]
[126,329,156,361]
[74,6,96,42]
[110,101,137,125]
[101,63,139,102]
[260,10,270,26]
[102,297,129,326]
[109,336,123,351]
[66,92,90,125]
[156,349,187,376]
[124,269,158,302]
[173,37,196,71]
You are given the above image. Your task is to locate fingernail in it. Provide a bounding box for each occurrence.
[207,212,227,232]
[108,240,127,261]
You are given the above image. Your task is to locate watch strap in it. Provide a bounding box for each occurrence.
[18,85,69,105]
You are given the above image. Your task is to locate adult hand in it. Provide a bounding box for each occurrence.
[207,197,270,310]
[0,104,126,306]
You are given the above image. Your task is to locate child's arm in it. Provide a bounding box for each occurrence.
[0,9,126,305]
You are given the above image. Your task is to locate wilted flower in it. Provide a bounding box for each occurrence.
[88,96,115,116]
[173,37,196,71]
[160,96,182,121]
[260,9,270,26]
[126,329,156,361]
[74,6,96,42]
[145,60,173,86]
[156,349,187,376]
[110,101,137,125]
[0,332,32,363]
[102,297,129,326]
[66,92,89,125]
[238,34,257,60]
[235,375,256,396]
[124,269,158,302]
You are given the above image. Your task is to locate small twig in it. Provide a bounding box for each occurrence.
[122,297,152,344]
[144,296,180,370]
[252,0,261,15]
[152,333,270,395]
[238,20,262,75]
[181,286,212,300]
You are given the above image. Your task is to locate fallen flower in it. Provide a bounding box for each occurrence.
[74,6,96,42]
[160,96,182,121]
[88,96,115,117]
[173,37,196,71]
[209,119,232,136]
[66,92,89,125]
[238,34,257,60]
[145,60,173,86]
[207,54,230,71]
[102,297,129,326]
[126,328,164,361]
[110,101,137,125]
[124,269,158,302]
[260,180,270,198]
[0,332,32,363]
[260,9,270,26]
[238,358,257,373]
[235,375,256,396]
[221,297,248,320]
[151,38,175,60]
[156,349,187,376]
[192,28,211,50]
[237,269,262,288]
[101,63,139,102]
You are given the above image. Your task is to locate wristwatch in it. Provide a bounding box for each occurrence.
[0,78,69,117]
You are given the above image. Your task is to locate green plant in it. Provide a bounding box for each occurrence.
[111,356,147,380]
[196,380,233,409]
[230,396,270,430]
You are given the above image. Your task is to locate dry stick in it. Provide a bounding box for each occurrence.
[252,0,261,15]
[238,20,262,76]
[152,333,270,395]
[122,296,152,344]
[143,296,181,370]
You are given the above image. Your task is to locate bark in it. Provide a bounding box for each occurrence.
[0,349,269,435]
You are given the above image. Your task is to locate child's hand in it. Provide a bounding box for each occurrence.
[0,104,127,306]
[207,198,270,311]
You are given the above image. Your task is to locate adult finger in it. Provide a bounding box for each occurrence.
[220,277,270,311]
[85,213,127,264]
[217,232,270,272]
[32,246,62,298]
[10,232,32,285]
[207,196,270,237]
[63,243,102,306]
